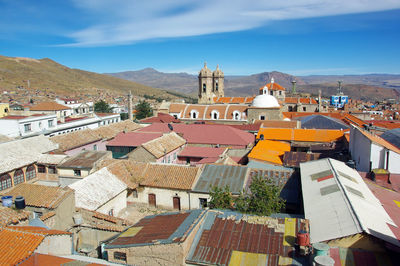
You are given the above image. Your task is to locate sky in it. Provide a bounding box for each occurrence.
[1,0,400,76]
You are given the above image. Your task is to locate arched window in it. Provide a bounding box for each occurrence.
[13,169,24,185]
[25,165,36,181]
[233,111,241,120]
[211,110,219,120]
[190,110,199,119]
[0,174,12,191]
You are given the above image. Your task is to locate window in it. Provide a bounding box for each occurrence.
[114,252,127,262]
[199,198,208,208]
[25,165,36,181]
[190,110,198,119]
[37,165,46,173]
[260,115,265,120]
[270,91,273,95]
[74,169,81,176]
[174,152,177,160]
[48,166,57,174]
[215,81,219,91]
[168,156,171,163]
[0,174,12,191]
[279,91,282,95]
[24,123,31,132]
[93,144,97,151]
[203,83,206,92]
[13,169,24,185]
[233,111,241,120]
[63,111,67,116]
[38,122,42,129]
[108,209,114,216]
[211,110,219,120]
[303,107,307,112]
[48,119,54,127]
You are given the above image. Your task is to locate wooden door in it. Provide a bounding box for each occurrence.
[173,197,181,210]
[148,193,156,207]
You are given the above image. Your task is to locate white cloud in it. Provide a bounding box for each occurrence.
[66,0,400,46]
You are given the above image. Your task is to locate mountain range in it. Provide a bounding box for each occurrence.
[108,68,400,101]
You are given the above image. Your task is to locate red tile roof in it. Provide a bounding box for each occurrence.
[178,146,227,158]
[139,123,255,147]
[106,132,162,147]
[140,112,180,123]
[259,82,285,91]
[284,97,317,104]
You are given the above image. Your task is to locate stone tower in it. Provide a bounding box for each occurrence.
[198,63,224,104]
[128,90,133,121]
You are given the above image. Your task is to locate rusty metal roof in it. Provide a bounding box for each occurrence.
[186,210,308,266]
[283,151,322,168]
[192,164,249,194]
[105,209,204,249]
[58,150,110,169]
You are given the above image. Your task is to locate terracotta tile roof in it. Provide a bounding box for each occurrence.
[0,206,30,226]
[2,183,74,209]
[104,160,148,189]
[225,105,248,120]
[58,150,110,169]
[20,253,74,265]
[106,131,162,147]
[50,129,102,151]
[213,97,254,104]
[140,164,201,190]
[141,132,186,158]
[204,105,228,119]
[184,105,207,119]
[40,211,56,221]
[29,101,69,111]
[248,140,291,165]
[259,82,286,91]
[8,226,71,235]
[140,112,180,123]
[284,97,317,104]
[169,103,186,113]
[94,120,142,139]
[257,128,345,143]
[357,127,400,154]
[76,208,132,232]
[178,146,227,158]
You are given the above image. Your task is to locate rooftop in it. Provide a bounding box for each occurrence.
[29,101,69,111]
[248,140,291,165]
[58,150,110,169]
[141,132,186,158]
[106,131,162,147]
[2,183,73,209]
[140,112,180,123]
[0,206,30,227]
[257,128,345,143]
[178,146,227,158]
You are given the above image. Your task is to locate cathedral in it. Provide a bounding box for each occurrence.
[198,63,224,104]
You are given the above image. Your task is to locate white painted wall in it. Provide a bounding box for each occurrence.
[189,192,211,209]
[388,150,400,174]
[96,190,127,216]
[130,187,191,210]
[0,119,19,137]
[350,127,372,172]
[0,114,57,137]
[371,143,386,170]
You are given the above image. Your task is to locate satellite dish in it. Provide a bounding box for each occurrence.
[168,124,174,131]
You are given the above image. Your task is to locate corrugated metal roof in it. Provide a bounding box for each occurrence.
[178,146,227,158]
[105,209,204,248]
[300,115,350,130]
[58,150,109,169]
[283,151,322,168]
[300,158,400,247]
[192,164,249,194]
[186,210,308,266]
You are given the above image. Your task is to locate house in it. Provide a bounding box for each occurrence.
[177,146,227,165]
[186,210,309,266]
[138,123,255,149]
[128,132,186,163]
[104,209,205,265]
[57,150,111,187]
[131,164,202,210]
[0,114,57,137]
[0,135,58,192]
[35,153,68,186]
[300,158,400,250]
[0,102,9,118]
[349,126,400,173]
[69,167,127,216]
[190,164,250,208]
[1,183,75,230]
[29,101,71,119]
[0,226,73,265]
[55,97,94,115]
[106,131,162,158]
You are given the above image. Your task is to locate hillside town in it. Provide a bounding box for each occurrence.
[0,63,400,266]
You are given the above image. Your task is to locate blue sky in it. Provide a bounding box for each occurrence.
[1,0,400,75]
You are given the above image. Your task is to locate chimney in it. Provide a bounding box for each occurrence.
[318,90,322,112]
[128,90,133,121]
[291,80,296,94]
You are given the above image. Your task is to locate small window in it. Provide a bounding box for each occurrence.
[199,198,208,208]
[303,107,307,112]
[0,174,12,191]
[203,83,206,93]
[108,209,114,216]
[24,123,31,132]
[93,144,97,151]
[48,166,57,174]
[48,119,54,127]
[37,165,46,173]
[114,252,127,262]
[260,115,265,120]
[279,91,282,95]
[74,169,81,176]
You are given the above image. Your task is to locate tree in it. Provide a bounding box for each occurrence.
[208,186,234,210]
[94,100,112,113]
[135,100,153,120]
[236,176,285,216]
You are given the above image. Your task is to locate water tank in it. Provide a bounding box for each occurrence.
[15,196,26,209]
[314,255,335,266]
[297,231,310,246]
[313,242,330,256]
[1,196,12,207]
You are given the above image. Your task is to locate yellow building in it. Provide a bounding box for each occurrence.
[0,103,9,118]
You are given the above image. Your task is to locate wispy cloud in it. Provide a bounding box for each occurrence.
[62,0,400,46]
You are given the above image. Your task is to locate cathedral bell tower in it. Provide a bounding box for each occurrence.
[198,63,224,104]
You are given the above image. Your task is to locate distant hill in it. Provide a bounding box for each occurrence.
[108,68,400,101]
[0,56,172,98]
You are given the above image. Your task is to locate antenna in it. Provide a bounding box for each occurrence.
[337,80,343,95]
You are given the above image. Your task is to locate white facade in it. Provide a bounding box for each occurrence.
[96,190,127,216]
[131,187,191,210]
[0,114,57,138]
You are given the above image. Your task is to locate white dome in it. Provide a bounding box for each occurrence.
[251,94,280,108]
